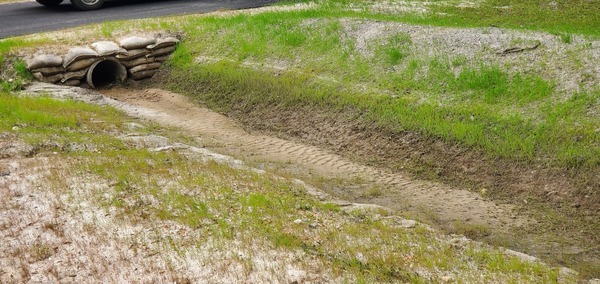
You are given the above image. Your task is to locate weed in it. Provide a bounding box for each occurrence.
[359,186,383,198]
[31,243,53,262]
[559,33,573,44]
[12,59,32,80]
[450,220,492,239]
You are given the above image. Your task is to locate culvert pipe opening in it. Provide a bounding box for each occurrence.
[86,59,127,88]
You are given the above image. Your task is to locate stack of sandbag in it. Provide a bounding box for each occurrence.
[27,54,64,84]
[25,34,180,87]
[117,36,179,80]
[61,47,98,86]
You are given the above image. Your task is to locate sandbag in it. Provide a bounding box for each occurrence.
[61,69,88,83]
[31,66,65,76]
[91,41,128,57]
[121,56,154,68]
[129,63,162,74]
[32,72,43,81]
[62,79,81,86]
[116,48,150,61]
[147,37,179,50]
[118,36,156,50]
[147,46,176,58]
[33,72,63,84]
[26,54,63,70]
[63,47,98,68]
[129,69,159,80]
[153,55,170,62]
[66,58,98,72]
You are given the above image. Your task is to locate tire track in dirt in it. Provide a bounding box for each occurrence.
[102,88,528,229]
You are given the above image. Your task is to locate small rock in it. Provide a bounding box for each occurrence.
[449,236,469,248]
[293,219,303,224]
[309,222,318,229]
[286,267,307,283]
[400,219,417,228]
[11,126,19,131]
[440,275,454,283]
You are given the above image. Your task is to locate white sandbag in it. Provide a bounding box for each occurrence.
[129,69,159,80]
[61,69,88,83]
[147,46,176,58]
[129,63,162,74]
[66,58,97,72]
[31,66,65,76]
[62,79,81,86]
[91,41,128,57]
[146,37,179,50]
[63,47,98,68]
[32,72,63,84]
[121,56,154,68]
[118,36,156,50]
[116,48,150,61]
[26,54,63,70]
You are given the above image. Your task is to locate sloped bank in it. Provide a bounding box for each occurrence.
[161,62,600,278]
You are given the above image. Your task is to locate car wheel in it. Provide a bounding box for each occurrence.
[36,0,64,7]
[70,0,104,10]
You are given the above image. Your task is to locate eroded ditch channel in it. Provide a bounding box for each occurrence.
[22,82,598,278]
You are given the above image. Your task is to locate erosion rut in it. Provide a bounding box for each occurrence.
[101,88,528,230]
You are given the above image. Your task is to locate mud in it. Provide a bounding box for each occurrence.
[100,88,527,229]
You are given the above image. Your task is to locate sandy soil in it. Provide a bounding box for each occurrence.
[99,87,528,231]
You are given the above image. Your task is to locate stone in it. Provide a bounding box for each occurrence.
[400,219,417,228]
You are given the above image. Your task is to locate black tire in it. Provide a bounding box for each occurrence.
[70,0,104,10]
[35,0,64,7]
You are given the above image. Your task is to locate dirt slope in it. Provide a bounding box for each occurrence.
[100,88,527,231]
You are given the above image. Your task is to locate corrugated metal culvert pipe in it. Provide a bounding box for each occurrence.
[86,58,127,88]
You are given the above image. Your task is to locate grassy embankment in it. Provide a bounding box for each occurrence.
[161,0,599,170]
[153,0,598,276]
[0,91,577,282]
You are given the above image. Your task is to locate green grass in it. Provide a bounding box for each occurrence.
[167,60,599,169]
[0,92,126,148]
[148,4,598,173]
[314,0,600,37]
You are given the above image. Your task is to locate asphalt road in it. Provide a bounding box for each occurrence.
[0,0,278,39]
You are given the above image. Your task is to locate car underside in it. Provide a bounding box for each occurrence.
[36,0,105,10]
